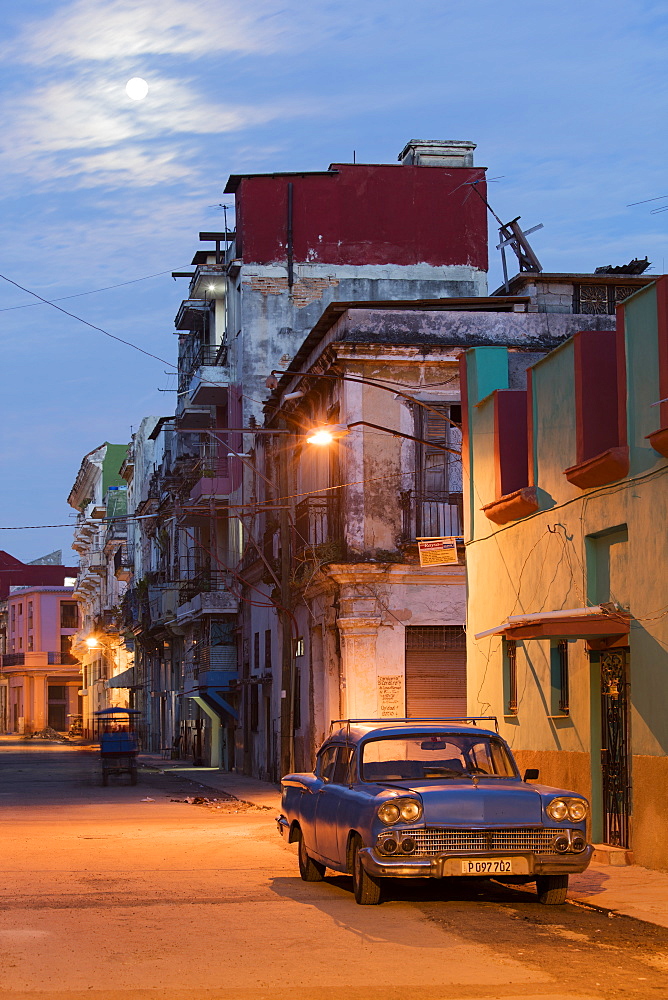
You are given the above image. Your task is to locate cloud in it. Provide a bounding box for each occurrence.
[7,0,290,64]
[0,71,326,189]
[4,0,369,65]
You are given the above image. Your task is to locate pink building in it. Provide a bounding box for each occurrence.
[1,586,82,733]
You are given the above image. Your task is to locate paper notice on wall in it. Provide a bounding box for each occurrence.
[417,536,460,566]
[378,675,403,718]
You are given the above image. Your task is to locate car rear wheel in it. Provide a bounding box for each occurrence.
[536,874,569,904]
[297,829,326,882]
[351,835,382,905]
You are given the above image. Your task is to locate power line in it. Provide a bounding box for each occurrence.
[0,271,177,368]
[0,266,190,313]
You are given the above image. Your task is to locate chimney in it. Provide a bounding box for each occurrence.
[398,139,476,168]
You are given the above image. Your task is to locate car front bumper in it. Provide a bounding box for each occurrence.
[359,845,594,879]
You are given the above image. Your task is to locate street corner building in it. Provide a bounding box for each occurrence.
[461,275,668,871]
[0,550,80,734]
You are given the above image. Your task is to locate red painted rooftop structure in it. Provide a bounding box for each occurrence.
[225,145,488,272]
[0,551,78,602]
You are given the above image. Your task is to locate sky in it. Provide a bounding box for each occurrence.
[0,0,667,563]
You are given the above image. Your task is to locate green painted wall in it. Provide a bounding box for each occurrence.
[102,443,128,495]
[464,285,668,866]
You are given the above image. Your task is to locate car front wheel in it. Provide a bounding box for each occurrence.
[536,874,569,904]
[351,835,382,905]
[297,829,326,882]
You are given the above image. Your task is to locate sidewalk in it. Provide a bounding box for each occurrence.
[138,753,282,810]
[139,752,668,929]
[568,861,668,929]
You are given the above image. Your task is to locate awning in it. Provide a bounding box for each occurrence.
[105,667,136,689]
[475,604,630,643]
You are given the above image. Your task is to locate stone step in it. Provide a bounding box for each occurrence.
[592,843,634,866]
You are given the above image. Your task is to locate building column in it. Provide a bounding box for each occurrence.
[336,617,382,719]
[33,674,47,730]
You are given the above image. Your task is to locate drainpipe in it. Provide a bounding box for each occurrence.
[286,182,294,289]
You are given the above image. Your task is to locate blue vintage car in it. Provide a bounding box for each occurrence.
[277,717,593,905]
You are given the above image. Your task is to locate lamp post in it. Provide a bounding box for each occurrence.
[305,420,460,456]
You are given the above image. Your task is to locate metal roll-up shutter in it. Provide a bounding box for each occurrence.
[405,626,466,718]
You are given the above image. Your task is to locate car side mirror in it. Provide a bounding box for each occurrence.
[523,768,539,782]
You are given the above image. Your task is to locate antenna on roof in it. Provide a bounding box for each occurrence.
[464,179,543,292]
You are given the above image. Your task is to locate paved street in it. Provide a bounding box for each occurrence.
[1,739,667,1000]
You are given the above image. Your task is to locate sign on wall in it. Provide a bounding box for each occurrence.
[416,536,463,566]
[378,675,403,718]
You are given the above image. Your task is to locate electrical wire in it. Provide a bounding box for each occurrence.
[0,271,176,368]
[0,266,190,313]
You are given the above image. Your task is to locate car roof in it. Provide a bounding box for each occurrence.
[326,722,500,746]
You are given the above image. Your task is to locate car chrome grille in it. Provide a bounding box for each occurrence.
[411,828,563,855]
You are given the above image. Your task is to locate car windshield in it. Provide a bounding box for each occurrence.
[361,733,516,782]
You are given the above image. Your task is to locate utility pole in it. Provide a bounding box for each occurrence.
[277,421,294,777]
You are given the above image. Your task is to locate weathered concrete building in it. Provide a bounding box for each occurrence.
[241,298,622,779]
[462,275,668,870]
[68,442,132,734]
[142,139,493,766]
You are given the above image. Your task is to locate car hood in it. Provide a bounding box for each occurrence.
[405,780,544,826]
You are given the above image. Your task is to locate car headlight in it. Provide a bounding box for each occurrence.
[377,798,422,825]
[546,798,569,822]
[377,801,401,825]
[399,799,422,823]
[568,799,588,822]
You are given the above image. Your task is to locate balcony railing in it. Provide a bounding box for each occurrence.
[178,344,227,392]
[401,490,464,543]
[48,652,80,665]
[179,570,227,604]
[1,652,80,668]
[2,653,24,667]
[295,495,341,553]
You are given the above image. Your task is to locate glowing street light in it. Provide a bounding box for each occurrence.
[305,420,459,455]
[85,636,100,649]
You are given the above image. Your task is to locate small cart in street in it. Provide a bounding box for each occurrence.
[95,708,140,786]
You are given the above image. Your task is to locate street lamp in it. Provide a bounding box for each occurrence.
[305,420,460,456]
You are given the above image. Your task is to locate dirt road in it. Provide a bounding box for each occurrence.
[1,739,666,1000]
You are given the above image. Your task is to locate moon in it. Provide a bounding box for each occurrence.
[126,78,149,101]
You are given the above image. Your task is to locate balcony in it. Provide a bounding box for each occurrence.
[295,495,342,555]
[189,362,229,406]
[1,652,80,669]
[114,545,132,581]
[87,550,106,575]
[178,570,227,605]
[401,490,464,543]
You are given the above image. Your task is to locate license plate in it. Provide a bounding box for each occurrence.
[460,858,514,875]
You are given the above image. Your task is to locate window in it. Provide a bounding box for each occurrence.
[317,746,338,782]
[565,330,628,489]
[253,632,260,673]
[60,602,78,629]
[264,630,272,672]
[332,747,354,785]
[293,666,301,731]
[408,403,463,538]
[503,639,518,716]
[250,684,259,732]
[27,635,33,652]
[27,602,33,629]
[294,637,304,657]
[361,734,516,782]
[550,641,570,716]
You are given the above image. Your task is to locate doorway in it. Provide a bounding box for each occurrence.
[600,649,630,848]
[48,685,68,731]
[405,625,467,718]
